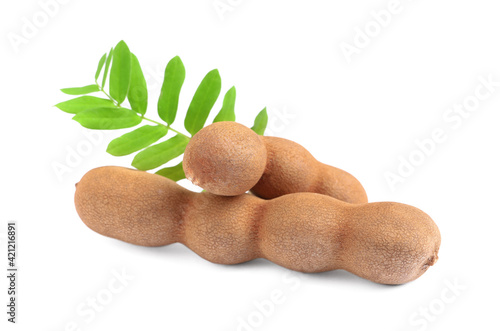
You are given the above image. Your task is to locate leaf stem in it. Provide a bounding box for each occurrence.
[142,117,190,139]
[168,126,191,139]
[96,80,190,139]
[97,84,118,106]
[106,91,117,104]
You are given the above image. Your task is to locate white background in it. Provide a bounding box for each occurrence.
[1,0,499,330]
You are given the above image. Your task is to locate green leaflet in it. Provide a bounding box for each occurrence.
[109,41,131,105]
[184,69,221,135]
[95,53,107,81]
[213,86,236,123]
[128,53,148,115]
[106,125,168,156]
[158,56,186,125]
[156,162,186,181]
[102,47,113,88]
[73,107,141,130]
[251,108,268,135]
[61,84,100,95]
[55,96,115,114]
[132,134,189,171]
[58,41,270,175]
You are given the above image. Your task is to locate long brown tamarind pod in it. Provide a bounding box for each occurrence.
[75,166,440,285]
[183,121,368,203]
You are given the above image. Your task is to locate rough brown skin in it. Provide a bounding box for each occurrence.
[183,122,267,196]
[182,122,368,203]
[254,136,368,203]
[75,166,440,285]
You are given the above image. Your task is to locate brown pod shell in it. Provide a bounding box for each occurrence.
[183,122,367,203]
[252,136,368,203]
[75,166,440,285]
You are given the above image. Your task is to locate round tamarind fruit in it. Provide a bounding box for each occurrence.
[183,121,267,196]
[75,166,440,285]
[182,121,368,203]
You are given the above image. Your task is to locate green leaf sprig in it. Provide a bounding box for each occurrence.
[56,40,268,182]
